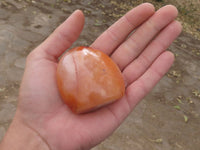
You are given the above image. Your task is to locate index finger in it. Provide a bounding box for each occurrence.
[90,3,155,55]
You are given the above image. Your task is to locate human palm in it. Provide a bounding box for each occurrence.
[15,3,181,150]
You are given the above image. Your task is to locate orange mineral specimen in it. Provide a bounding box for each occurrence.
[56,46,125,113]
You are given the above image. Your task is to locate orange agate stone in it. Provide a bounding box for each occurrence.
[56,46,125,113]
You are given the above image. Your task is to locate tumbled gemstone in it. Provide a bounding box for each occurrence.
[56,46,125,113]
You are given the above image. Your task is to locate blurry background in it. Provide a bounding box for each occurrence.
[0,0,199,149]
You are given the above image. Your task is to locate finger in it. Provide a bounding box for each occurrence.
[35,10,84,60]
[125,51,174,108]
[111,5,178,70]
[91,3,155,55]
[123,21,182,86]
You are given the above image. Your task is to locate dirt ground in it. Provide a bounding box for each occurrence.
[0,0,199,150]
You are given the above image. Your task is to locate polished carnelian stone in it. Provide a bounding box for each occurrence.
[56,46,125,113]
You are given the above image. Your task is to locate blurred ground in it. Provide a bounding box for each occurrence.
[0,0,200,149]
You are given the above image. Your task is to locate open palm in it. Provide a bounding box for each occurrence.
[16,3,182,150]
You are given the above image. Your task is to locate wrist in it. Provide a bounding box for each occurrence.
[0,116,50,150]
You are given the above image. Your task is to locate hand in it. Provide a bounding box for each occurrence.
[0,3,182,150]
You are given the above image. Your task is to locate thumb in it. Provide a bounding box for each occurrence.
[34,10,85,60]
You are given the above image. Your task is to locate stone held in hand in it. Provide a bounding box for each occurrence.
[56,46,125,114]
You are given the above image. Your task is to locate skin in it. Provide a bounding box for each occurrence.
[0,3,182,150]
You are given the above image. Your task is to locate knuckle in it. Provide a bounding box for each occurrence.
[26,50,40,63]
